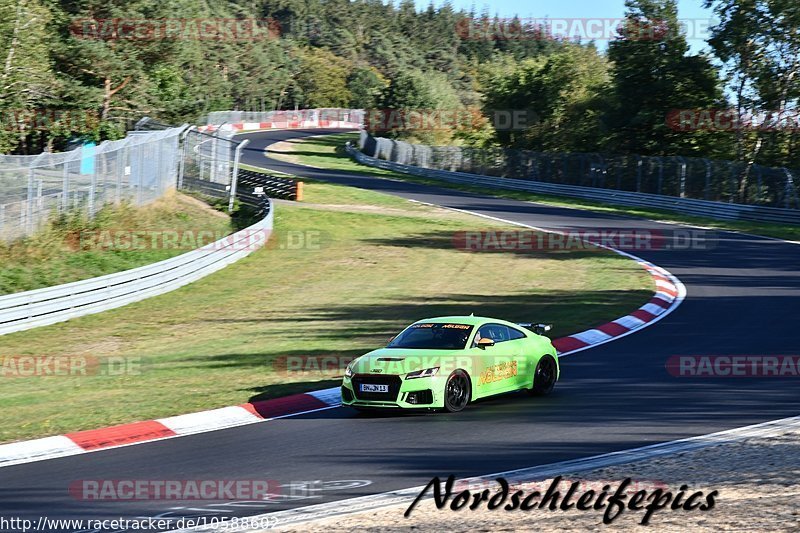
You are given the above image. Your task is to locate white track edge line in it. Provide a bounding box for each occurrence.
[175,413,800,531]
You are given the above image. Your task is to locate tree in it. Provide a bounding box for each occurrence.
[294,47,352,108]
[0,0,59,152]
[347,67,387,109]
[483,45,611,151]
[606,0,723,156]
[705,0,800,188]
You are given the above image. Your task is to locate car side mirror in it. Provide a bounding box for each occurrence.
[477,338,495,349]
[533,324,552,336]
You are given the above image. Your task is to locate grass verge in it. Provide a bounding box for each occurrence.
[0,181,650,442]
[0,191,234,295]
[267,132,800,242]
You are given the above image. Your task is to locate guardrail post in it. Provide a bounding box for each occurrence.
[177,126,193,189]
[636,157,643,192]
[115,145,125,204]
[657,158,664,196]
[26,168,34,233]
[210,132,218,184]
[228,139,249,213]
[784,168,799,209]
[89,144,101,217]
[677,157,687,198]
[37,179,43,216]
[61,163,70,212]
[137,142,145,205]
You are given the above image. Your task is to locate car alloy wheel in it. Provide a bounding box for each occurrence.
[529,355,557,396]
[444,370,471,412]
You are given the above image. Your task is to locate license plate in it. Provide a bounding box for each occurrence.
[360,383,389,393]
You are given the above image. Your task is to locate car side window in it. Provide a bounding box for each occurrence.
[507,327,527,340]
[474,324,512,345]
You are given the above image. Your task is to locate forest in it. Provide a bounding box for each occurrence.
[1,0,798,171]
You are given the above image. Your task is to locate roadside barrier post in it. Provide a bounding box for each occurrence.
[229,139,249,213]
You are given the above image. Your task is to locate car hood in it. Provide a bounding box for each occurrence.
[349,347,472,376]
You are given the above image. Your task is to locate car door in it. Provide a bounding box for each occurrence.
[504,325,533,388]
[472,323,524,395]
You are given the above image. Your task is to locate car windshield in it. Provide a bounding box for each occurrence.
[387,323,474,350]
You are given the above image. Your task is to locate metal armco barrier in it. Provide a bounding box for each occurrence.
[347,144,800,225]
[0,200,273,336]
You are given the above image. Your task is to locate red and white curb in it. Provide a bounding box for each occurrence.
[551,259,683,355]
[0,195,685,469]
[0,388,341,468]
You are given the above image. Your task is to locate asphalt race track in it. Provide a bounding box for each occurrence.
[2,129,799,531]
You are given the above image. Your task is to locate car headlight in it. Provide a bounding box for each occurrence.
[405,367,439,379]
[344,363,354,378]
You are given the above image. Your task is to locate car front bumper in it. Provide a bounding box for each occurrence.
[341,373,445,409]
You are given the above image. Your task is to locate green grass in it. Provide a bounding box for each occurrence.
[0,181,651,442]
[268,132,800,242]
[0,191,234,295]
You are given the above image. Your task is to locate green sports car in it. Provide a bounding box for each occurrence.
[341,315,559,412]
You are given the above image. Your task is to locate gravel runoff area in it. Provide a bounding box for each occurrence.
[260,423,800,532]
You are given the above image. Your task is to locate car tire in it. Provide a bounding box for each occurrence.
[444,369,471,412]
[528,355,557,396]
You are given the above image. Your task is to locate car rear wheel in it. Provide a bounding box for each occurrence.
[528,355,557,396]
[444,370,471,412]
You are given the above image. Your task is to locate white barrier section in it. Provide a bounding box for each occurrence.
[0,201,274,336]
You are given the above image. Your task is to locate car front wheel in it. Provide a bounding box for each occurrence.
[443,369,471,412]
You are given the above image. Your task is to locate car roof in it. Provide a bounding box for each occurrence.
[413,316,524,329]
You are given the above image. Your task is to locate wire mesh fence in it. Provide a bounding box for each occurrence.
[178,127,244,210]
[359,132,800,210]
[0,127,186,242]
[0,108,355,244]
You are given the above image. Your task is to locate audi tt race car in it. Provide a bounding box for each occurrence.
[341,315,559,412]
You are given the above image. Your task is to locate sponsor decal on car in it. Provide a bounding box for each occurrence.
[478,360,518,386]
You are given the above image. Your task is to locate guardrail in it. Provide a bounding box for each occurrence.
[0,200,274,336]
[347,144,800,225]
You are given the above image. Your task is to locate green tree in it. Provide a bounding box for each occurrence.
[294,47,352,108]
[347,67,387,109]
[706,0,800,185]
[0,0,59,152]
[606,0,723,156]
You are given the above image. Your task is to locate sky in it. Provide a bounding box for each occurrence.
[415,0,716,52]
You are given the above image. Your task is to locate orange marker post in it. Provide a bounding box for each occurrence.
[295,181,304,202]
